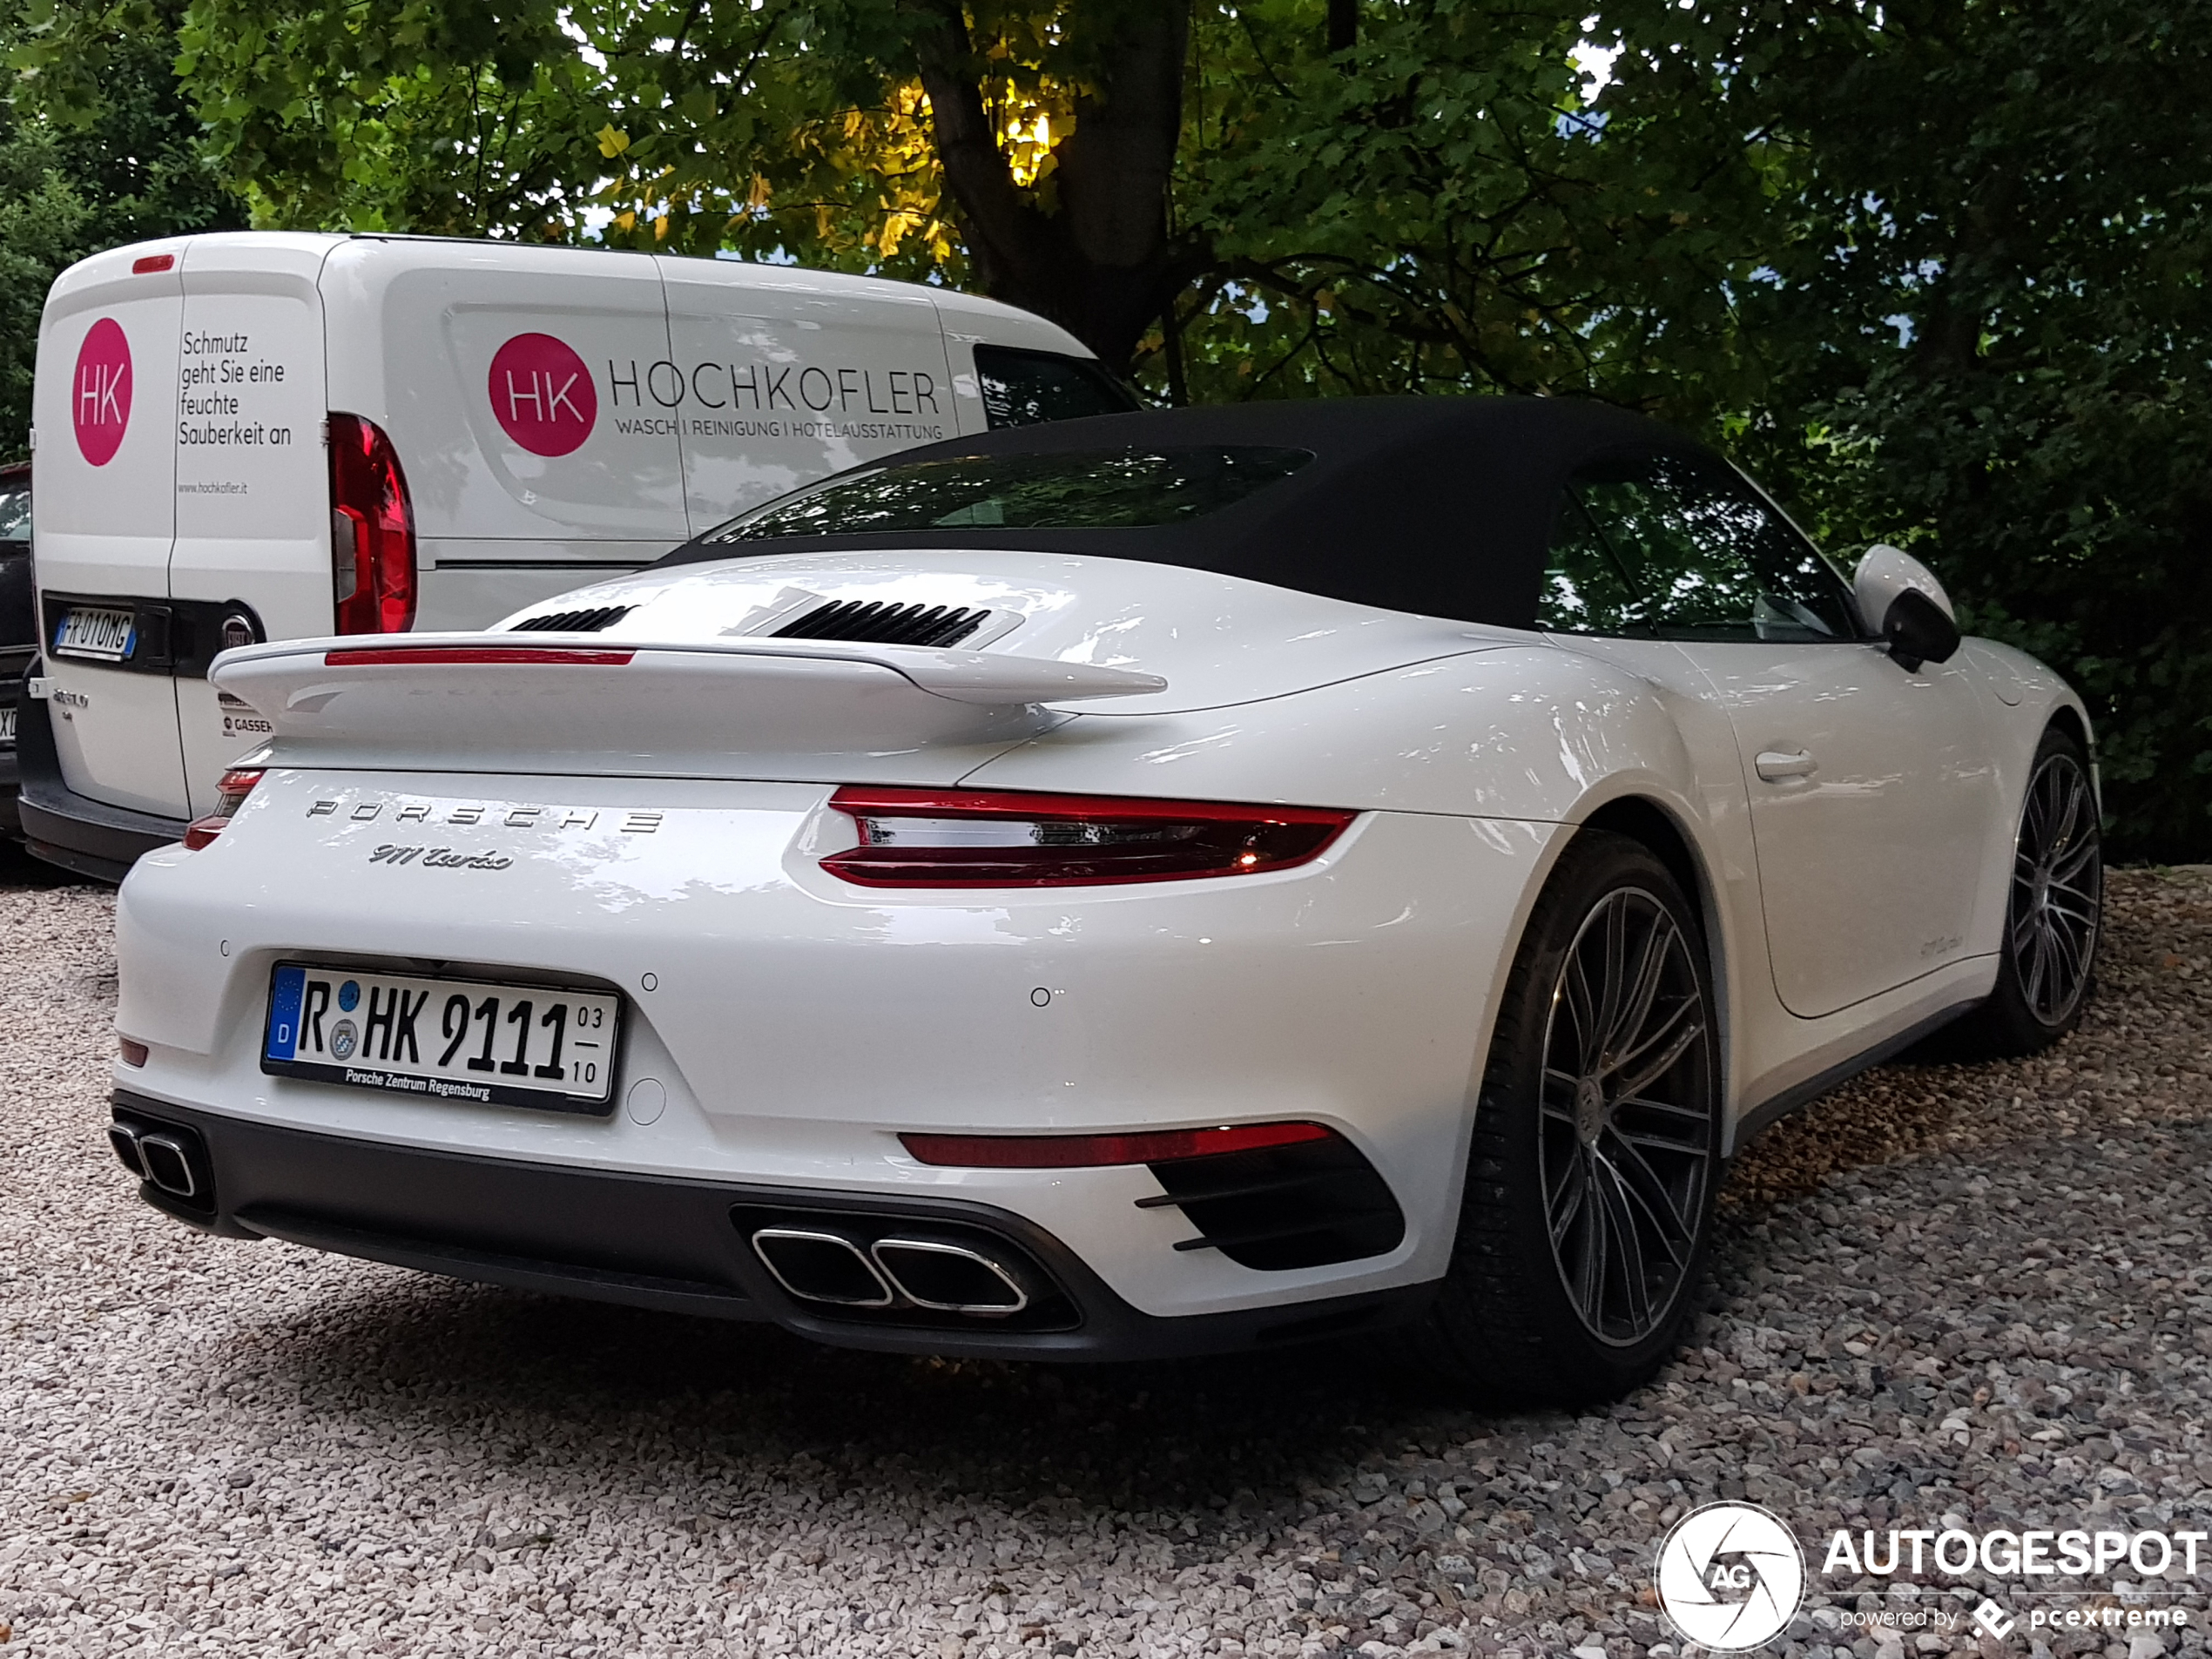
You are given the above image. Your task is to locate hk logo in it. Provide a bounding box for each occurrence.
[72,317,133,466]
[489,333,597,457]
[1655,1502,1806,1652]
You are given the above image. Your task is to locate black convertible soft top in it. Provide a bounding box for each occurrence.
[653,396,1713,630]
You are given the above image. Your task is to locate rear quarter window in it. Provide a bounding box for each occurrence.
[707,447,1312,543]
[974,346,1140,428]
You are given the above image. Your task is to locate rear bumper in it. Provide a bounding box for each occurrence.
[15,681,185,879]
[111,1091,1432,1361]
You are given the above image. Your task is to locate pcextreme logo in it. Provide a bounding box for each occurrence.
[489,332,597,457]
[73,317,133,466]
[1654,1502,1806,1652]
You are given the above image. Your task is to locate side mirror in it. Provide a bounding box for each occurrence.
[1852,544,1959,671]
[1879,587,1960,672]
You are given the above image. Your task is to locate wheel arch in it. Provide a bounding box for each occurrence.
[1561,792,1737,1132]
[2041,702,2101,818]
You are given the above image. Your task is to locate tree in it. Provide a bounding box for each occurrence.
[1601,0,2212,858]
[164,0,1714,387]
[2,0,244,459]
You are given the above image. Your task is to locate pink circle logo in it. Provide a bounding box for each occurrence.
[72,317,133,467]
[489,333,597,457]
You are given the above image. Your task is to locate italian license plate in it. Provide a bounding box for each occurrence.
[52,604,137,662]
[261,963,623,1112]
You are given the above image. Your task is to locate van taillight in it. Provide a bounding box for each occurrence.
[328,414,416,635]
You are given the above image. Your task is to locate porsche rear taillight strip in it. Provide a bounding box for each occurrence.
[901,1122,1334,1169]
[321,647,636,667]
[182,768,264,851]
[822,786,1354,888]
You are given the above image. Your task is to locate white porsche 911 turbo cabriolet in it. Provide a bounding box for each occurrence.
[108,397,2100,1402]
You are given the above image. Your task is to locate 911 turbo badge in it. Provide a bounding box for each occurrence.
[366,845,514,870]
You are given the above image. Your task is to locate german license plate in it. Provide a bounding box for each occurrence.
[261,963,622,1112]
[53,604,136,662]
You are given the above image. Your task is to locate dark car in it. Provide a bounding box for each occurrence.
[0,461,31,838]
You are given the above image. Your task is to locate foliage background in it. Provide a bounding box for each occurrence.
[3,0,2209,857]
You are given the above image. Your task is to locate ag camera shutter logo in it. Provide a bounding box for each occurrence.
[1655,1501,1805,1651]
[489,333,597,456]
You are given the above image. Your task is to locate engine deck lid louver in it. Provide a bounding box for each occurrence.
[510,604,635,633]
[772,599,991,650]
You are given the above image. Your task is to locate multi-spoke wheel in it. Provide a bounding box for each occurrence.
[1952,726,2102,1057]
[1538,887,1714,1347]
[1408,830,1719,1404]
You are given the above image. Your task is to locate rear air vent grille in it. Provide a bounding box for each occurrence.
[1137,1133,1406,1271]
[510,604,634,633]
[772,600,988,650]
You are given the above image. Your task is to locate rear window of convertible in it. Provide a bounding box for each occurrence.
[704,447,1316,543]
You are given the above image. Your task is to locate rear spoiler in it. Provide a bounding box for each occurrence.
[209,633,1168,771]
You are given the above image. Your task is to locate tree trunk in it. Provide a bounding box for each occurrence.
[1328,0,1358,54]
[906,0,1195,376]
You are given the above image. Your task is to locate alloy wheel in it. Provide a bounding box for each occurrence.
[1537,887,1715,1347]
[2012,752,2101,1026]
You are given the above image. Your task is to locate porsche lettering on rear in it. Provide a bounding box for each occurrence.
[307,799,660,832]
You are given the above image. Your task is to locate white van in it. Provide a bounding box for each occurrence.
[20,233,1132,878]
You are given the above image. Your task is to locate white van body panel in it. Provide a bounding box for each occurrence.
[658,257,957,531]
[320,239,687,555]
[32,241,191,816]
[31,233,1113,853]
[174,234,340,816]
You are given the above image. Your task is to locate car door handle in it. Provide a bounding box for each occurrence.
[1755,749,1817,781]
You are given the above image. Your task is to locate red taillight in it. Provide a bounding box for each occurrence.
[321,647,634,667]
[820,787,1355,888]
[132,253,176,274]
[182,768,263,850]
[328,413,416,635]
[901,1122,1335,1168]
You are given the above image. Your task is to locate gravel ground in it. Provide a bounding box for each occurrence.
[6,845,2212,1659]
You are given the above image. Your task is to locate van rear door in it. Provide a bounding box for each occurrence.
[30,244,189,818]
[170,235,338,817]
[658,260,956,530]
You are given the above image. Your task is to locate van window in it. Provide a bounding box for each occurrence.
[974,345,1140,428]
[707,446,1312,542]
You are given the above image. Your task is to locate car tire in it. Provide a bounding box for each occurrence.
[1407,829,1721,1406]
[1945,725,2102,1058]
[1406,832,1716,1406]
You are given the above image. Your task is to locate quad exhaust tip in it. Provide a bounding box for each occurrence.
[108,1123,200,1199]
[870,1238,1030,1315]
[750,1228,895,1308]
[749,1226,1031,1317]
